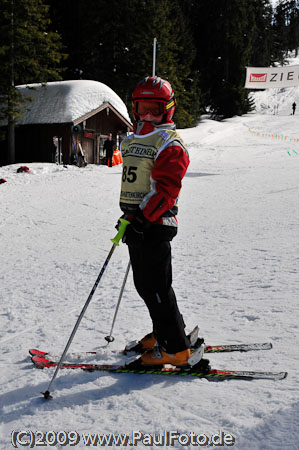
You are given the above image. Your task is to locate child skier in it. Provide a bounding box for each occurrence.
[119,76,191,366]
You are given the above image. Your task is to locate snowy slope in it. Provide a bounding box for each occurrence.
[249,54,299,115]
[250,85,299,116]
[1,104,299,448]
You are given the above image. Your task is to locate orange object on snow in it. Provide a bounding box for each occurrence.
[112,148,123,166]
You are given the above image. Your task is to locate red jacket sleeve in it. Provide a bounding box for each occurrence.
[140,141,190,223]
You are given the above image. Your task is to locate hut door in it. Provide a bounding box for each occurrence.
[82,137,95,163]
[99,137,106,165]
[53,136,63,164]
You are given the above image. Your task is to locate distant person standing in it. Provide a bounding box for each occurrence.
[104,134,115,167]
[292,102,296,115]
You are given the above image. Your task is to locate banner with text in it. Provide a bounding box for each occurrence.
[245,65,299,89]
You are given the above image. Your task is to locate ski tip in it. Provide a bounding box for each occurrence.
[41,390,53,400]
[29,349,47,357]
[31,356,43,369]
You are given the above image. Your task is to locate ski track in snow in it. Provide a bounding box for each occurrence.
[1,106,299,449]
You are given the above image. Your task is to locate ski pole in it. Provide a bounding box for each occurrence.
[105,260,131,343]
[42,218,130,400]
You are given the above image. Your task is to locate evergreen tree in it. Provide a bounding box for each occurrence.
[271,1,299,58]
[250,0,274,66]
[191,0,255,118]
[0,0,65,164]
[49,0,198,127]
[285,1,299,55]
[272,0,291,63]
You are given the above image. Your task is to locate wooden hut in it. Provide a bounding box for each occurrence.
[0,80,132,166]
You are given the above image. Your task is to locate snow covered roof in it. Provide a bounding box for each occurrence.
[16,80,131,125]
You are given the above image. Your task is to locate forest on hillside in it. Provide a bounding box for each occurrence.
[1,0,299,130]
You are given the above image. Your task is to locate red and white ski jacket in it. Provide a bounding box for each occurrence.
[120,121,189,227]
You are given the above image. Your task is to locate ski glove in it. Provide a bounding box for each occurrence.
[123,209,151,245]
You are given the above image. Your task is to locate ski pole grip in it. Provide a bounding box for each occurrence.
[111,218,130,245]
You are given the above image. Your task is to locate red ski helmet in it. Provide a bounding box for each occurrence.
[132,76,176,123]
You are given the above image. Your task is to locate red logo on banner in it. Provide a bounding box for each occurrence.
[249,73,267,82]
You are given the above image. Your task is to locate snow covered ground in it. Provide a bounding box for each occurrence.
[1,91,299,449]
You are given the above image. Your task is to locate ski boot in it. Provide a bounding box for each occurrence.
[124,326,204,355]
[140,346,191,366]
[124,332,157,355]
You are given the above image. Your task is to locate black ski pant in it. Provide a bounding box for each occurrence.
[106,150,113,167]
[128,239,190,354]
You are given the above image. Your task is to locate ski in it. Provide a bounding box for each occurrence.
[29,341,272,360]
[31,354,287,381]
[205,342,272,353]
